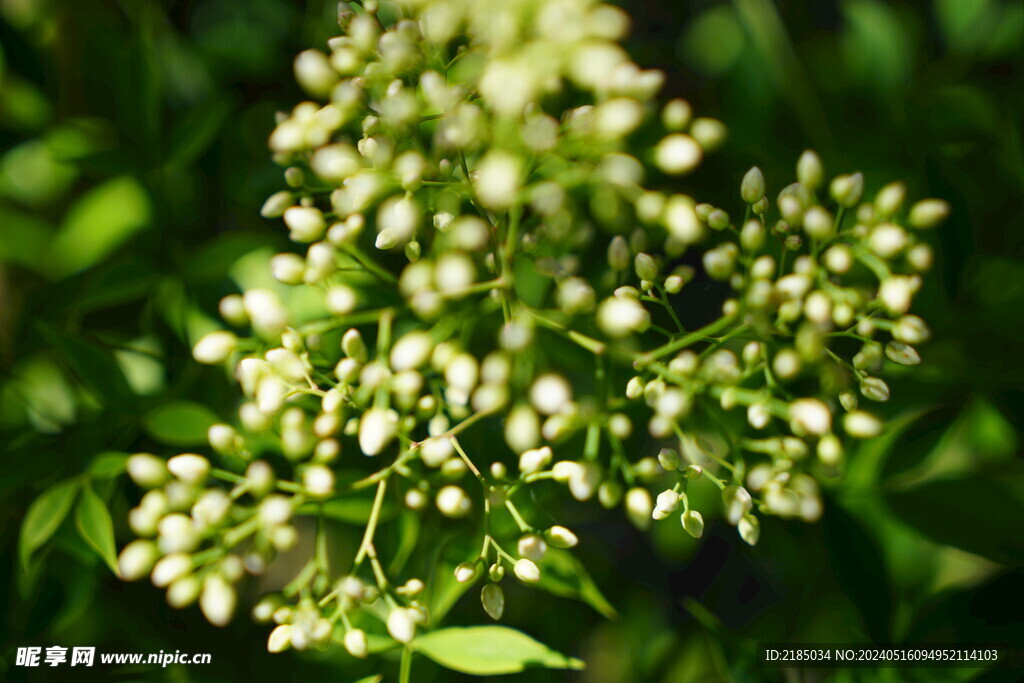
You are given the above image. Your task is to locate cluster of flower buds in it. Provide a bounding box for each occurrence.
[116,0,944,660]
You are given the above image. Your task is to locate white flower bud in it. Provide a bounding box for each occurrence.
[869,223,908,258]
[454,561,479,584]
[261,190,293,218]
[552,460,582,482]
[405,488,428,510]
[200,575,236,627]
[653,490,680,520]
[823,244,852,274]
[844,410,883,438]
[127,453,169,489]
[663,194,703,243]
[518,446,552,475]
[193,331,237,365]
[118,540,159,581]
[690,117,726,151]
[802,206,834,240]
[908,199,949,229]
[260,495,292,527]
[886,341,921,366]
[294,49,337,96]
[481,583,505,620]
[341,328,368,363]
[788,398,832,436]
[343,628,368,658]
[436,485,471,518]
[544,525,578,549]
[474,151,521,209]
[529,374,571,415]
[270,253,306,285]
[283,206,326,243]
[517,534,548,561]
[167,453,210,484]
[722,485,753,525]
[358,407,397,456]
[738,514,761,545]
[817,434,843,465]
[267,625,292,653]
[661,98,692,130]
[390,330,433,371]
[326,285,358,315]
[672,509,702,540]
[302,464,335,497]
[167,575,202,608]
[387,608,417,643]
[655,134,702,175]
[151,553,192,588]
[568,462,601,501]
[597,296,650,337]
[192,490,231,527]
[747,403,771,430]
[243,289,288,336]
[158,513,199,554]
[625,487,653,530]
[208,424,237,454]
[513,558,541,583]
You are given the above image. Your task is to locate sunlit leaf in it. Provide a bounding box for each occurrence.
[412,626,584,674]
[535,548,617,619]
[75,483,118,573]
[143,400,219,446]
[48,176,151,277]
[19,478,80,570]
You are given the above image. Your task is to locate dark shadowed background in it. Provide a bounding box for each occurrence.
[1,0,1022,680]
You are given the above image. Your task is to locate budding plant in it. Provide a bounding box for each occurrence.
[116,0,948,677]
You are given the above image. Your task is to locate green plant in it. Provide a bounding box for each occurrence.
[54,0,947,678]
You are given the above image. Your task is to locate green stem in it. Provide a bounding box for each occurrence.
[354,479,388,566]
[342,244,397,284]
[635,315,738,367]
[399,647,413,683]
[526,309,607,355]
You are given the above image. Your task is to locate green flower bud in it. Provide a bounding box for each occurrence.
[885,341,921,366]
[607,235,631,271]
[860,376,890,402]
[481,583,505,620]
[875,181,907,217]
[342,328,368,363]
[797,150,824,189]
[741,166,765,204]
[830,172,863,208]
[634,252,658,282]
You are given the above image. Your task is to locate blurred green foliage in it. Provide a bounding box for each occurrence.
[2,0,1022,680]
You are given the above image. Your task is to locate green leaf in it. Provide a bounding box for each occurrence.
[535,548,617,619]
[824,500,891,641]
[75,483,118,573]
[19,478,81,570]
[48,176,151,277]
[412,626,584,675]
[143,400,219,446]
[88,451,130,479]
[38,323,137,411]
[885,475,1024,566]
